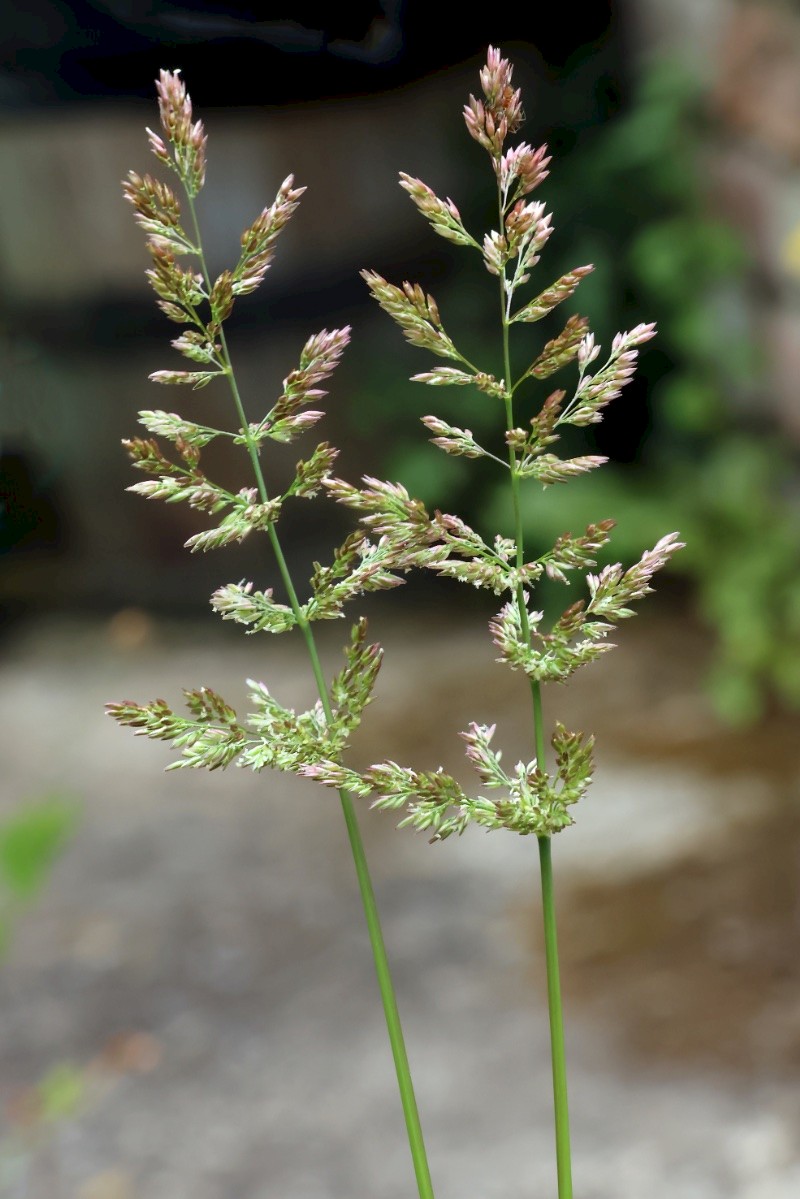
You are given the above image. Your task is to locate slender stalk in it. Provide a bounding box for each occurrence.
[337,791,435,1199]
[538,836,572,1199]
[187,195,435,1199]
[498,189,573,1199]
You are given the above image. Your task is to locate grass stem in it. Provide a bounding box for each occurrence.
[186,192,435,1199]
[498,184,573,1199]
[538,836,573,1199]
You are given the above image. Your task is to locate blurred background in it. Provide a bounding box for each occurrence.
[1,2,799,1197]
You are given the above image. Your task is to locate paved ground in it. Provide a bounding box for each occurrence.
[0,609,798,1199]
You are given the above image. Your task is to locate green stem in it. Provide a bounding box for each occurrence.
[186,193,435,1199]
[538,836,573,1199]
[498,188,573,1199]
[337,791,435,1199]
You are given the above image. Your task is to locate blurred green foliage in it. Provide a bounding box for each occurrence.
[356,61,800,722]
[0,797,78,953]
[36,1062,86,1123]
[0,1060,87,1194]
[0,799,81,1193]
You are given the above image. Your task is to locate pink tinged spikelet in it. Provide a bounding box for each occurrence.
[615,322,657,349]
[586,532,685,619]
[156,69,192,144]
[519,454,608,486]
[461,723,507,788]
[149,369,217,388]
[154,69,207,193]
[298,327,352,387]
[577,333,601,371]
[482,230,507,276]
[189,118,207,176]
[146,127,170,165]
[463,97,492,154]
[412,367,474,386]
[464,46,523,157]
[530,315,590,379]
[480,46,523,132]
[498,142,551,197]
[513,266,594,324]
[398,173,476,248]
[420,416,485,459]
[623,532,685,600]
[234,176,307,296]
[505,199,548,240]
[123,172,182,228]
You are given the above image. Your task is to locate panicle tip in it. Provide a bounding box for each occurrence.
[153,68,206,192]
[465,45,524,157]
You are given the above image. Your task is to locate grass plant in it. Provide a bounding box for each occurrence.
[309,47,682,1197]
[109,50,682,1198]
[107,68,434,1198]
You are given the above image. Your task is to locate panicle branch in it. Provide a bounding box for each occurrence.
[526,315,590,382]
[233,176,306,296]
[248,327,352,446]
[399,174,479,249]
[122,172,196,255]
[587,532,685,619]
[420,415,489,460]
[361,272,461,361]
[511,266,594,324]
[107,689,247,771]
[560,323,657,426]
[301,719,594,841]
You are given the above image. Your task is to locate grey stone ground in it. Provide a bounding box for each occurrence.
[0,612,798,1199]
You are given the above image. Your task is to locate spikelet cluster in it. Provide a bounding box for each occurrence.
[109,73,441,776]
[110,56,681,846]
[303,48,683,840]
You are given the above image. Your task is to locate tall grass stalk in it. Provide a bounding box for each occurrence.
[108,70,434,1197]
[307,47,683,1196]
[499,165,572,1195]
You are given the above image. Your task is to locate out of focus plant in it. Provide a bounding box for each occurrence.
[0,1037,161,1197]
[541,61,800,722]
[0,1062,86,1197]
[0,799,80,1194]
[0,798,77,955]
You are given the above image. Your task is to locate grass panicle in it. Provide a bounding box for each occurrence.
[109,67,435,1199]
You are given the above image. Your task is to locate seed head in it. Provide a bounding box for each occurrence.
[480,46,523,134]
[154,69,207,194]
[464,46,524,158]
